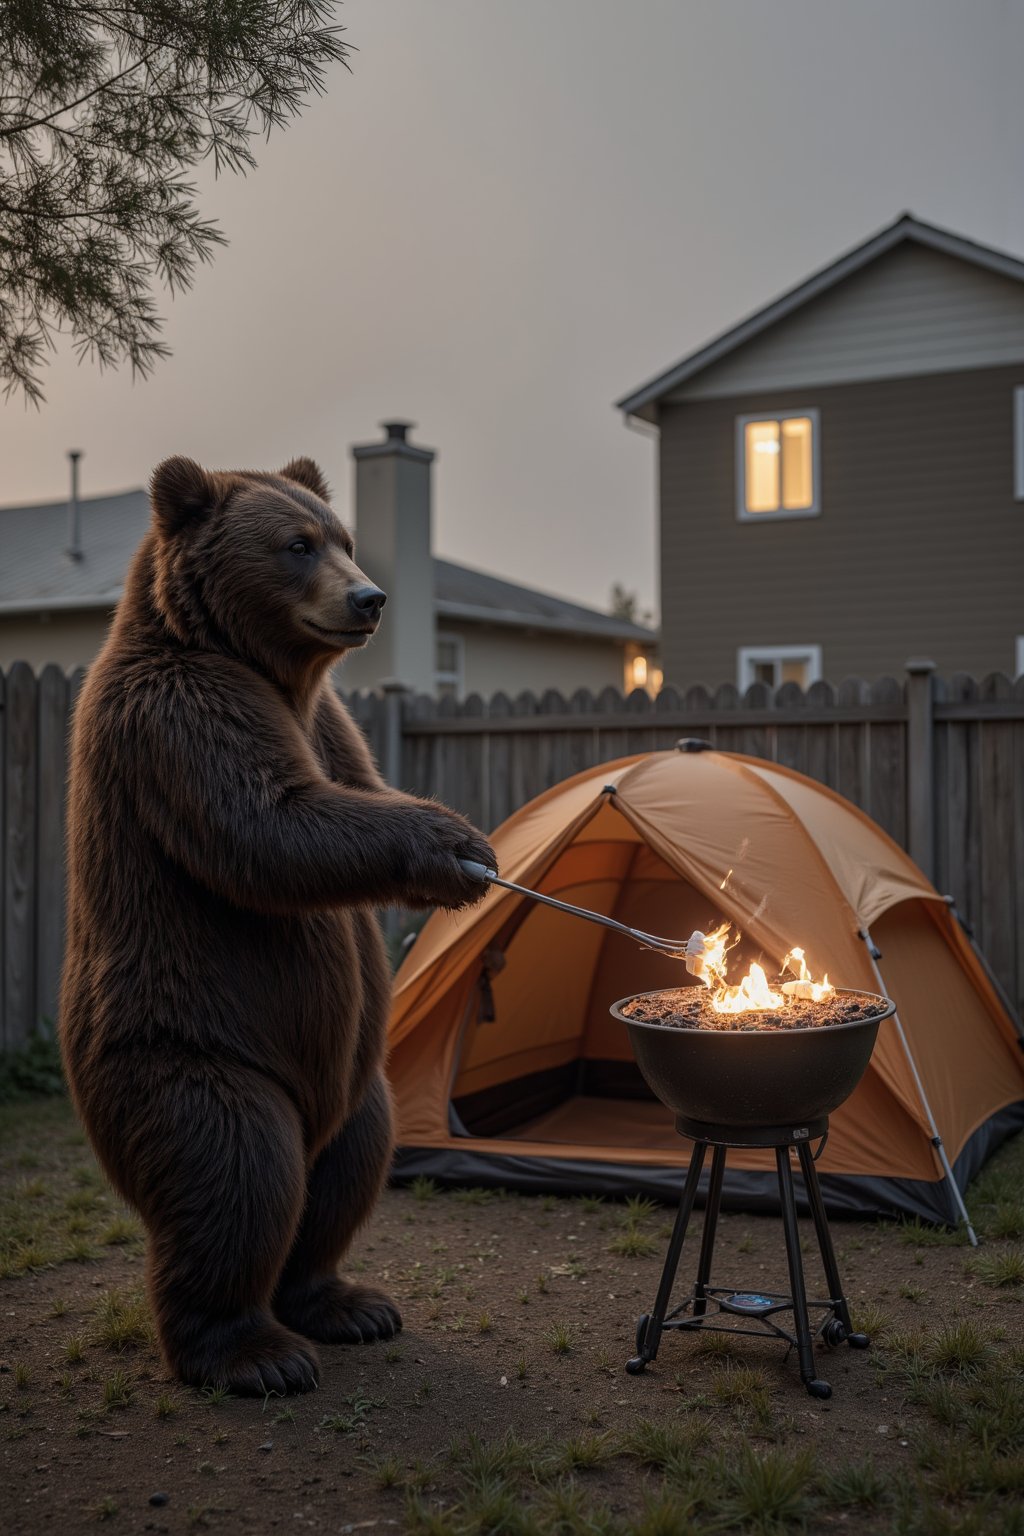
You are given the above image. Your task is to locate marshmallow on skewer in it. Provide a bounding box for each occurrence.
[683,930,708,979]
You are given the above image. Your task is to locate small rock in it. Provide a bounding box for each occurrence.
[148,1492,170,1507]
[258,1441,273,1453]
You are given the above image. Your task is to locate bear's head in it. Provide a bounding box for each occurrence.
[147,456,385,679]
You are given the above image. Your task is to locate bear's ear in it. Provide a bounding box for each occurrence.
[279,457,331,503]
[150,456,218,537]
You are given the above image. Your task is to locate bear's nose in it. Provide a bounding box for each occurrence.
[349,585,387,619]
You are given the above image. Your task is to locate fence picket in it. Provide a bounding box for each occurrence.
[3,663,38,1050]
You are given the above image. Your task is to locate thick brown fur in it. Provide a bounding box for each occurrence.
[60,457,495,1396]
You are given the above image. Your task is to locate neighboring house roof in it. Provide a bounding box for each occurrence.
[0,488,656,643]
[617,213,1024,422]
[434,558,653,642]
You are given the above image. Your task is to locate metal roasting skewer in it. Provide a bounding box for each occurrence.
[458,858,688,956]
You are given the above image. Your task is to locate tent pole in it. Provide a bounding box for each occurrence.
[944,898,1024,1047]
[859,929,978,1247]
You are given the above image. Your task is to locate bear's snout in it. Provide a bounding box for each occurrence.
[348,585,387,622]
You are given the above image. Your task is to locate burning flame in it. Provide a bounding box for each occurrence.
[682,926,833,1013]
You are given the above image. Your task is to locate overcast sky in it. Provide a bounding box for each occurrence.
[4,0,1024,617]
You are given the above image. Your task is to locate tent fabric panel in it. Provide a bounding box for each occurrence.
[872,902,1024,1159]
[613,754,874,997]
[391,1102,1024,1224]
[453,895,610,1092]
[391,761,645,1033]
[741,760,938,926]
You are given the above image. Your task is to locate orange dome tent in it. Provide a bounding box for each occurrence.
[388,746,1024,1227]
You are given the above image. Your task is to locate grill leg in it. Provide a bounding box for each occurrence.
[693,1143,727,1317]
[796,1141,868,1349]
[776,1146,831,1400]
[627,1140,707,1374]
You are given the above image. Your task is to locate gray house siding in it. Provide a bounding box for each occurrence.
[659,362,1024,686]
[671,243,1024,401]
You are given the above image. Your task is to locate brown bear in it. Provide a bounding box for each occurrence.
[60,455,496,1396]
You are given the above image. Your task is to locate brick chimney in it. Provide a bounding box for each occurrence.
[349,421,436,694]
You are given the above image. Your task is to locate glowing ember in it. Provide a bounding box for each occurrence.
[681,926,833,1015]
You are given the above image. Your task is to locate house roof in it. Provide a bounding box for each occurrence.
[0,488,656,643]
[617,213,1024,423]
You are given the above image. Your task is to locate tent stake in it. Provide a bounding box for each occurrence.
[860,929,979,1247]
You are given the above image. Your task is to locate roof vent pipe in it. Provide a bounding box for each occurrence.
[66,449,83,560]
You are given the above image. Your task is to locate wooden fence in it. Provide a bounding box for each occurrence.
[3,662,1023,1051]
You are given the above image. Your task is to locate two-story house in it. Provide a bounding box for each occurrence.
[618,214,1024,688]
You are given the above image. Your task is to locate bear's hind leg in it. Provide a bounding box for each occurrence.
[141,1069,320,1395]
[274,1071,400,1345]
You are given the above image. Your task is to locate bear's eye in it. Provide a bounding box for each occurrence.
[288,538,313,556]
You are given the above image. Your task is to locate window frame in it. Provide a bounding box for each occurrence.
[435,630,465,700]
[737,644,823,692]
[1016,636,1024,679]
[1014,388,1024,501]
[735,408,821,522]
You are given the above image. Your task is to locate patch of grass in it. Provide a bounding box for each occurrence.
[546,1322,574,1356]
[851,1301,891,1339]
[57,1370,75,1398]
[272,1406,295,1424]
[91,1288,153,1352]
[93,1495,119,1521]
[609,1229,658,1258]
[622,1194,658,1223]
[988,1203,1024,1241]
[453,1186,492,1206]
[368,1452,402,1489]
[711,1365,775,1428]
[50,1297,68,1317]
[818,1455,891,1511]
[201,1385,231,1407]
[535,1271,549,1295]
[13,1363,31,1389]
[101,1369,133,1411]
[384,1344,402,1363]
[318,1392,384,1434]
[154,1392,180,1419]
[555,1432,615,1472]
[100,1216,140,1246]
[899,1282,927,1303]
[619,1415,711,1474]
[715,1443,816,1532]
[896,1215,965,1247]
[926,1319,993,1377]
[970,1247,1024,1288]
[576,1195,604,1214]
[476,1311,493,1334]
[693,1331,743,1363]
[410,1176,439,1202]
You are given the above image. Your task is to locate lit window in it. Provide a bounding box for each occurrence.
[737,646,822,692]
[435,632,464,700]
[1014,388,1024,500]
[737,410,819,520]
[1016,637,1024,678]
[624,647,663,696]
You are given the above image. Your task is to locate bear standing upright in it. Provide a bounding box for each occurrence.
[61,456,496,1395]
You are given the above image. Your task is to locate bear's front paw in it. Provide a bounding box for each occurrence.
[275,1278,402,1345]
[176,1315,320,1397]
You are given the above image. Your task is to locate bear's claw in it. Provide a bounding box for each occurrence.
[177,1317,321,1397]
[275,1278,402,1345]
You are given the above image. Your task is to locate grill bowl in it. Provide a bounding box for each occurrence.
[610,987,895,1129]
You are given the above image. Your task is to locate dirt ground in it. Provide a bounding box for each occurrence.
[2,1096,1023,1535]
